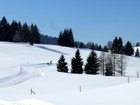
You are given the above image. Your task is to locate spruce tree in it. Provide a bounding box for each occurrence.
[118,37,123,54]
[111,37,118,53]
[0,17,10,41]
[84,50,99,74]
[102,46,108,52]
[22,22,30,42]
[71,49,83,74]
[69,28,74,47]
[13,22,23,42]
[10,21,18,42]
[124,41,134,56]
[33,25,40,43]
[57,55,68,73]
[58,28,74,47]
[30,24,40,45]
[58,31,63,46]
[135,48,140,57]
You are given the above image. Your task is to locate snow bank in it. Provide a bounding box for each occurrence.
[0,99,53,105]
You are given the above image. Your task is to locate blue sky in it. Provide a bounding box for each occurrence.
[0,0,140,45]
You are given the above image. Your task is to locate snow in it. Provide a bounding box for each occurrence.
[0,42,140,105]
[0,99,53,105]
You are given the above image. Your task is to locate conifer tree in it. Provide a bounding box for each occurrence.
[135,48,140,57]
[102,46,108,52]
[123,41,134,56]
[0,17,11,41]
[69,28,74,47]
[30,24,40,45]
[118,37,123,54]
[111,37,118,53]
[58,28,74,47]
[13,22,23,42]
[71,49,83,74]
[10,21,18,42]
[22,22,30,42]
[57,55,68,73]
[111,37,123,54]
[84,50,99,74]
[58,31,63,46]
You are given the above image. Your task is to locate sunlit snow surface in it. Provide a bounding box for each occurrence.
[0,42,140,105]
[0,99,53,105]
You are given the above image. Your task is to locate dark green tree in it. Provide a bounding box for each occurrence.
[58,31,63,46]
[111,37,118,53]
[102,46,108,52]
[123,41,134,56]
[57,55,68,73]
[136,42,140,47]
[84,50,99,74]
[97,45,102,51]
[30,24,40,45]
[135,48,140,57]
[0,17,11,41]
[118,37,123,54]
[69,28,74,47]
[58,28,74,47]
[13,22,23,42]
[111,37,123,54]
[71,49,83,74]
[10,21,18,42]
[22,22,30,42]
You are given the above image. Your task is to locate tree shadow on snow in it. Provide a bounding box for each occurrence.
[36,46,68,55]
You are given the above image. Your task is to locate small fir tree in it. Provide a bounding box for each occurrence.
[84,50,99,74]
[123,41,134,56]
[57,55,68,73]
[135,48,140,57]
[71,49,83,74]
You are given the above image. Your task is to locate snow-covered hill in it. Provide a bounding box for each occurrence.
[0,42,140,105]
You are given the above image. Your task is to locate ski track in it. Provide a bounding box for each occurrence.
[0,64,47,87]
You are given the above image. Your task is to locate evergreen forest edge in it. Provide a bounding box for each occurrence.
[1,16,140,77]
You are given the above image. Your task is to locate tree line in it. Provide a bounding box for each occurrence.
[0,16,139,57]
[57,49,127,76]
[57,29,107,51]
[57,36,140,76]
[57,30,138,57]
[0,16,40,45]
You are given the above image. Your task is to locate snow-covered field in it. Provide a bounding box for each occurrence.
[0,42,140,105]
